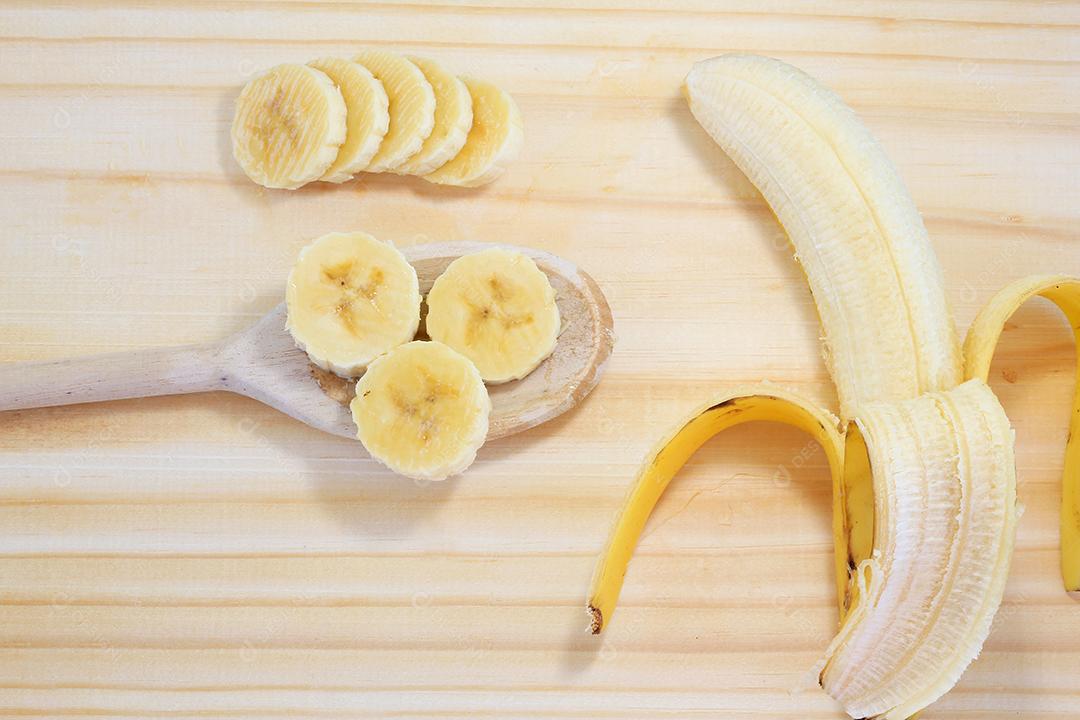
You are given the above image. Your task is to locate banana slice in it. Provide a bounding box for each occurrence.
[394,56,474,176]
[286,231,421,378]
[353,50,436,173]
[231,64,347,189]
[425,248,559,384]
[424,77,523,187]
[351,341,490,481]
[308,57,390,183]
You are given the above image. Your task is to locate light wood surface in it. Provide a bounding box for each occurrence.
[0,2,1077,718]
[0,241,615,442]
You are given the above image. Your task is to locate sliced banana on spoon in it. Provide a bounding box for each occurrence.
[425,248,560,384]
[286,231,421,378]
[351,340,491,481]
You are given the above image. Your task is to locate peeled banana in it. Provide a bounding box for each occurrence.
[395,56,474,176]
[425,248,560,384]
[308,57,389,182]
[351,340,491,481]
[686,54,961,419]
[425,76,524,188]
[285,231,421,378]
[823,380,1017,719]
[353,49,436,173]
[587,52,1079,720]
[231,64,347,189]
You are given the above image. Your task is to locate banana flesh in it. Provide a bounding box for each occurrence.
[588,53,1076,719]
[308,57,390,182]
[231,63,347,189]
[353,49,436,173]
[685,54,961,421]
[425,248,560,384]
[285,231,421,378]
[820,379,1017,719]
[425,76,524,188]
[395,56,474,176]
[351,340,490,481]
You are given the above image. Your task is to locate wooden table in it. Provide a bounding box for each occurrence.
[1,2,1077,718]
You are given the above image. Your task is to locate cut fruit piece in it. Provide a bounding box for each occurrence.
[231,63,347,189]
[586,386,848,635]
[353,49,436,173]
[286,231,421,378]
[424,77,523,187]
[425,248,559,384]
[395,56,474,176]
[308,57,390,182]
[820,380,1017,720]
[351,340,490,481]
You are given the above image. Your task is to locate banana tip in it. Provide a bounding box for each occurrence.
[586,605,603,635]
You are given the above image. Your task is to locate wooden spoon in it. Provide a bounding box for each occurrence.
[0,242,615,441]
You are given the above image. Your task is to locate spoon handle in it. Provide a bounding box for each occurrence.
[0,344,226,413]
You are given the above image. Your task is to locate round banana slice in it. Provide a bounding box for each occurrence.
[425,248,559,384]
[424,77,523,188]
[308,57,390,183]
[394,56,473,176]
[231,64,347,189]
[353,50,436,173]
[351,341,491,481]
[286,231,421,378]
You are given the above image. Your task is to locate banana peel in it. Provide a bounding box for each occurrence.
[587,53,1079,720]
[586,287,1077,708]
[965,275,1080,592]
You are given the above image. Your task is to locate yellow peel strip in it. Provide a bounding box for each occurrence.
[586,386,848,634]
[963,275,1080,591]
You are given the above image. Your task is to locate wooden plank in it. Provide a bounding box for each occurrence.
[0,1,1077,717]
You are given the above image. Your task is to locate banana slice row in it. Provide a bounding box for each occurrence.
[285,232,558,481]
[232,51,522,190]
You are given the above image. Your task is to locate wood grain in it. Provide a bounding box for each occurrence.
[0,1,1077,718]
